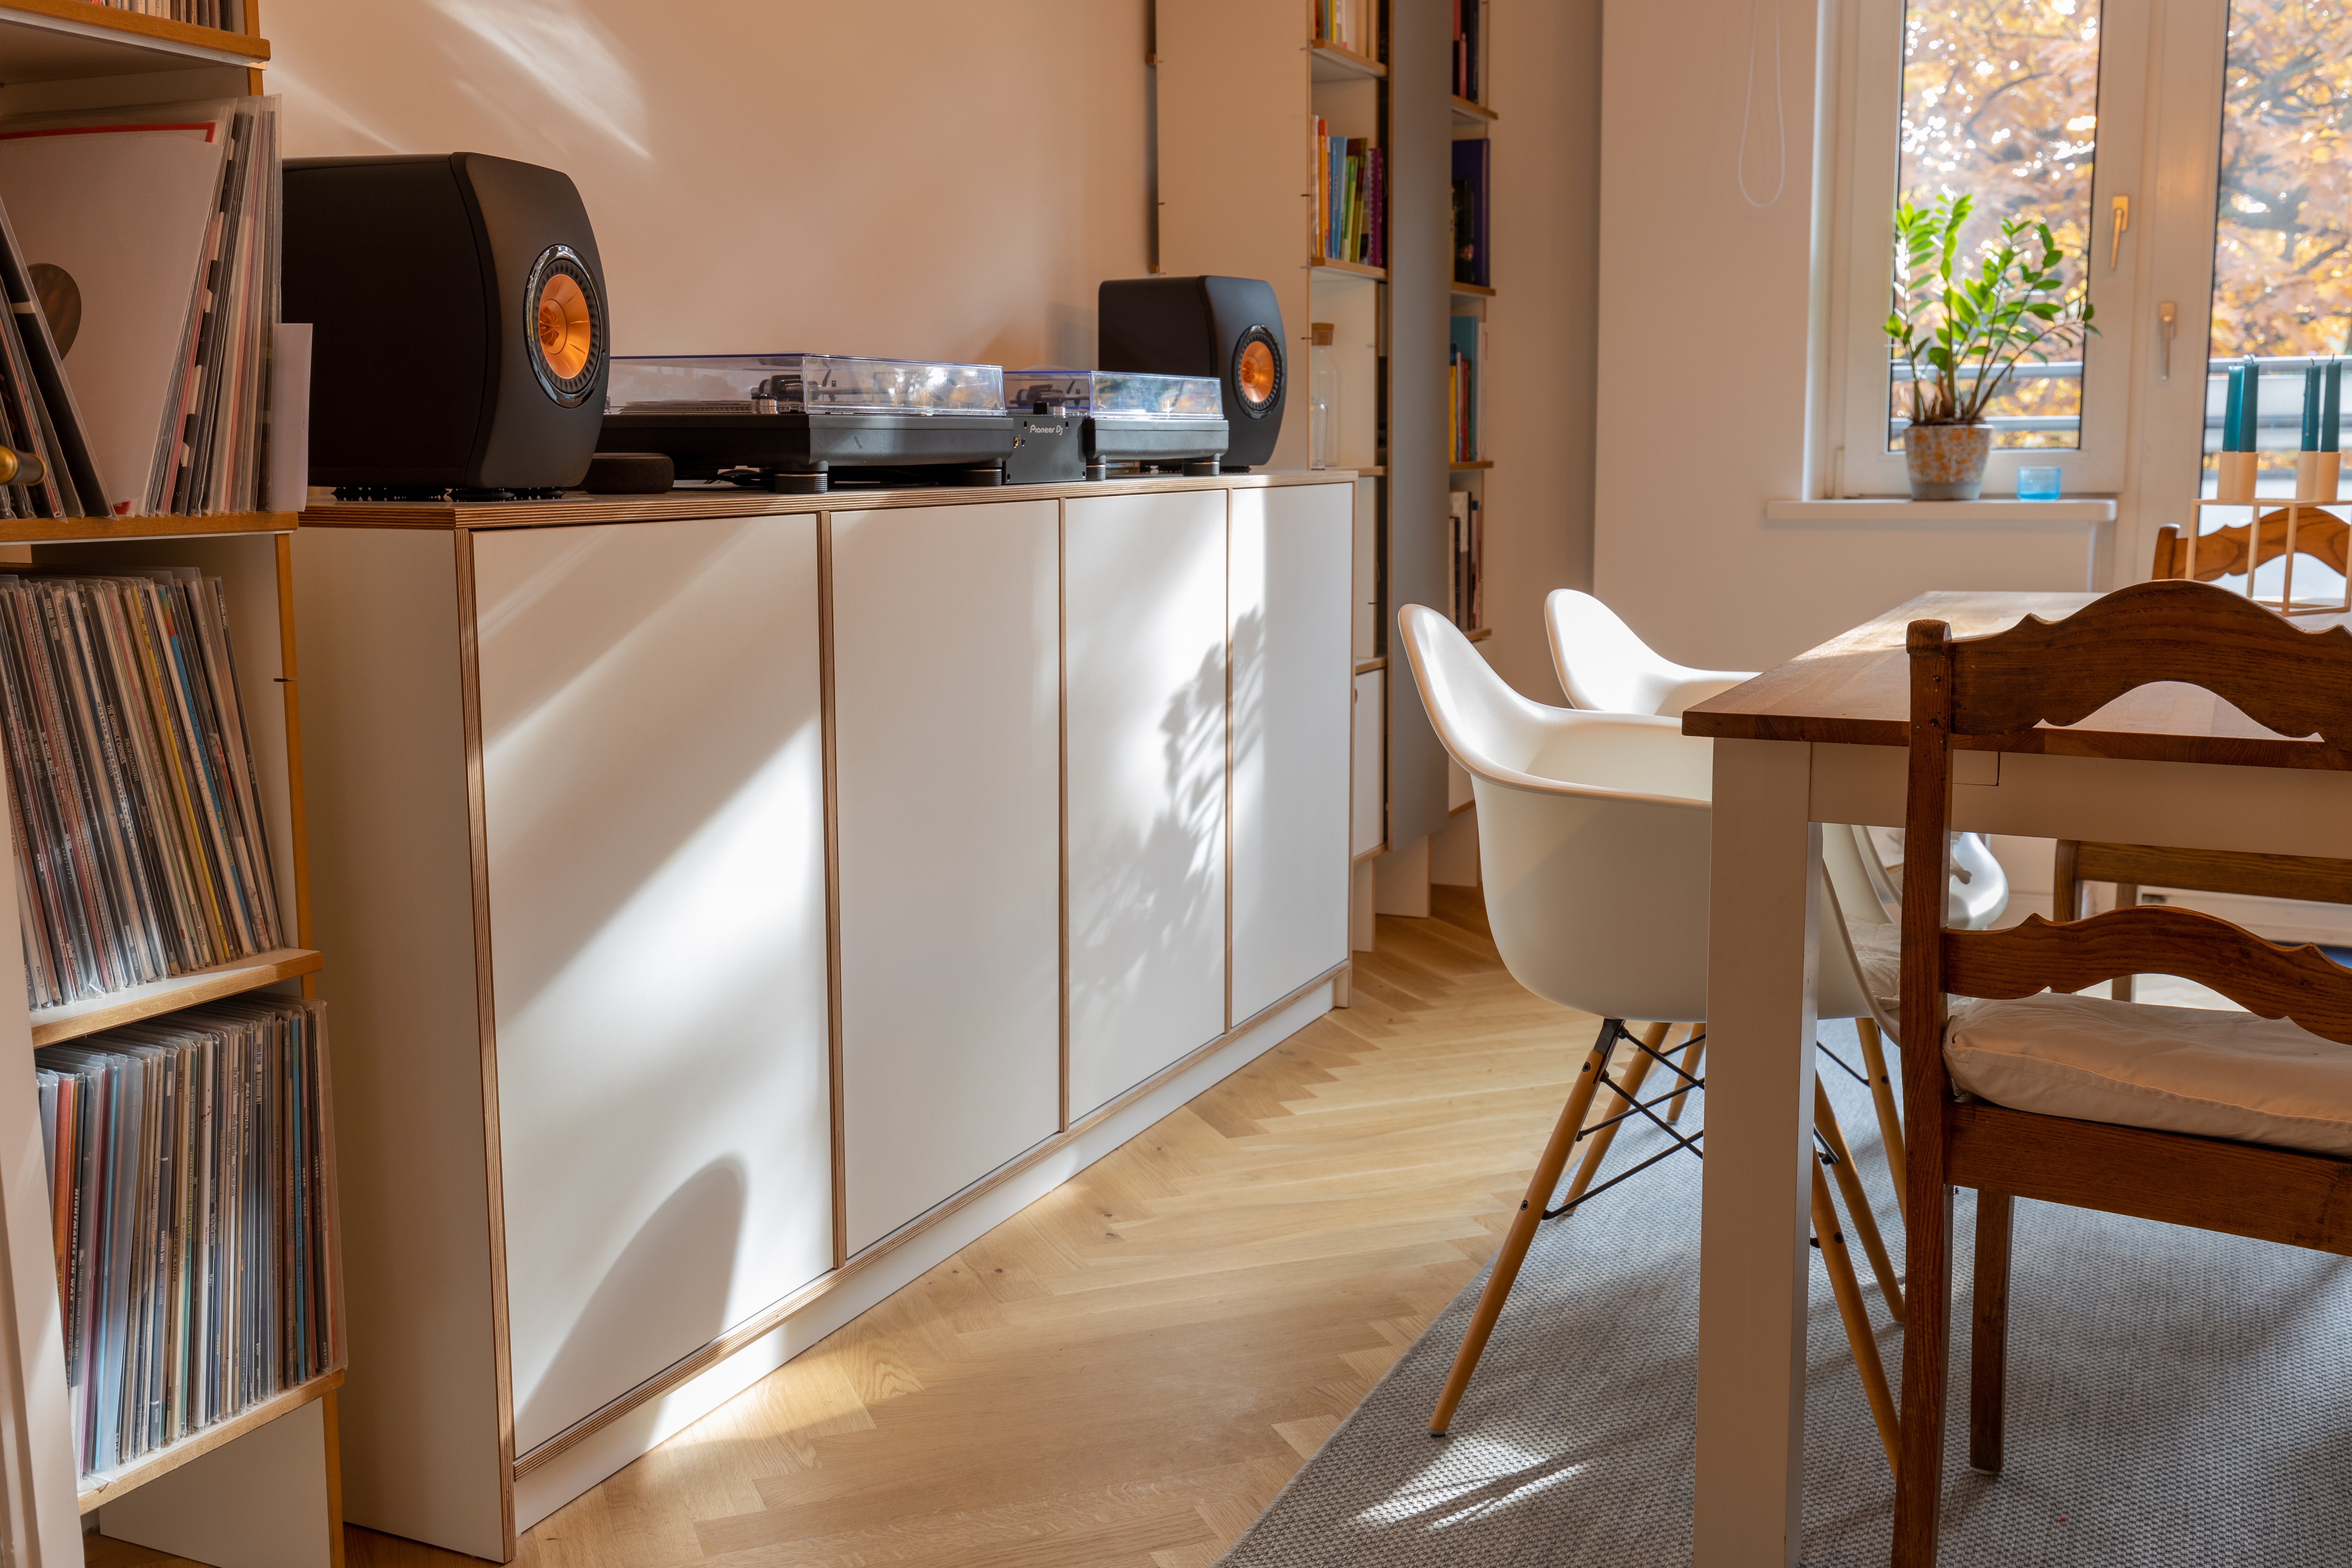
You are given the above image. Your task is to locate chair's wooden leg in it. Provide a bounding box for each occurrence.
[1970,1190,2015,1475]
[2112,883,2139,1000]
[1856,1018,1908,1223]
[1557,1021,1670,1208]
[1813,1156,1898,1474]
[1666,1025,1704,1124]
[1893,1182,1957,1568]
[1815,1078,1903,1323]
[2052,840,2081,922]
[1429,1018,1618,1436]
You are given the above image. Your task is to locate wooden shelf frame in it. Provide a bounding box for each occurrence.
[1449,460,1494,472]
[1310,40,1385,80]
[1451,281,1496,299]
[0,0,267,81]
[1310,255,1387,281]
[1451,94,1497,125]
[76,1368,342,1513]
[0,511,297,546]
[30,948,323,1048]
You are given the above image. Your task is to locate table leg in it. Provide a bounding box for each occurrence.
[1695,738,1820,1568]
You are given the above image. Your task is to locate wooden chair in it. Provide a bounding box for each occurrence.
[1893,578,2352,1566]
[2055,521,2352,1001]
[2149,510,2352,589]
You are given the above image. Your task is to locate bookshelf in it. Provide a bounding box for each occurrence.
[1156,0,1492,880]
[0,9,343,1568]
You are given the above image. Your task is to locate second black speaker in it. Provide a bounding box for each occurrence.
[1098,276,1286,469]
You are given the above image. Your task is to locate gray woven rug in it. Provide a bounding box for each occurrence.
[1219,1020,2352,1566]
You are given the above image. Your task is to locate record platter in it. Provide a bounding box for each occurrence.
[599,353,1016,492]
[1005,368,1228,478]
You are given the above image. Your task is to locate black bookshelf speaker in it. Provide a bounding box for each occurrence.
[285,152,609,493]
[1098,276,1286,469]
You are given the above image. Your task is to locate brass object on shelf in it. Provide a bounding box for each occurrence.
[0,443,46,487]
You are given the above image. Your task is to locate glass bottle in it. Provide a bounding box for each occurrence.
[1310,322,1339,469]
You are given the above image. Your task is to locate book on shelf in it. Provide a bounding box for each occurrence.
[1314,0,1375,56]
[1452,0,1484,102]
[1314,119,1385,270]
[1448,489,1483,632]
[1448,315,1487,463]
[38,993,335,1480]
[1451,138,1489,289]
[0,567,285,1011]
[0,96,283,519]
[82,0,247,28]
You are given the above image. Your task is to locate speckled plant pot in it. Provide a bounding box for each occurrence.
[1905,423,1992,500]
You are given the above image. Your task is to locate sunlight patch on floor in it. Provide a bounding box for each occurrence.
[1354,1433,1585,1530]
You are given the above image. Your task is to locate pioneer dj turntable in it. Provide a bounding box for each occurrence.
[1004,368,1228,478]
[599,353,1015,492]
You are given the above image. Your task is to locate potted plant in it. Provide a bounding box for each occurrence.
[1886,192,2096,500]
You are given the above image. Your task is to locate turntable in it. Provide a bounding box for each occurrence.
[599,353,1014,492]
[1004,368,1228,479]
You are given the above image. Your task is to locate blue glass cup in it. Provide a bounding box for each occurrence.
[2017,466,2062,501]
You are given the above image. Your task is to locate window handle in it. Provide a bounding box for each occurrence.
[2158,301,2178,381]
[2110,195,2131,270]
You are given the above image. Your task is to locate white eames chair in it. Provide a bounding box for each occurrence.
[1399,606,1900,1464]
[1545,588,2005,1211]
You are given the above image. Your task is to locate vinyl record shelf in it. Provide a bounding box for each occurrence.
[29,947,324,1049]
[0,6,339,1564]
[0,510,300,545]
[76,1368,344,1514]
[0,0,268,80]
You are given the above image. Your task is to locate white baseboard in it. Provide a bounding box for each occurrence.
[513,982,1336,1533]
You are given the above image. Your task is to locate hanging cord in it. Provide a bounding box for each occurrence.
[1737,0,1786,209]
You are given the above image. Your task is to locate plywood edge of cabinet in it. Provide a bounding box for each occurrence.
[29,947,323,1047]
[76,1367,344,1514]
[1450,283,1496,299]
[1354,656,1388,674]
[0,512,295,545]
[1451,94,1497,124]
[1448,461,1493,472]
[1465,626,1493,642]
[1310,257,1388,282]
[299,475,1353,532]
[507,959,1348,1483]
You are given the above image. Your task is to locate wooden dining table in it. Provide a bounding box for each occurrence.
[1678,588,2352,1568]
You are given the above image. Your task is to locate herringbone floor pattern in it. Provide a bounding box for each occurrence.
[97,890,1589,1568]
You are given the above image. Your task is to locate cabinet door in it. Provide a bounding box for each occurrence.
[1066,490,1229,1118]
[831,501,1062,1254]
[472,515,831,1458]
[1231,484,1353,1023]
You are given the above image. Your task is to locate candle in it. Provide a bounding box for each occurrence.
[2242,356,2263,453]
[2224,363,2246,454]
[2328,361,2343,455]
[2305,363,2323,451]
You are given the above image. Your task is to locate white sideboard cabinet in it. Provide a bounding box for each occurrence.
[293,474,1356,1558]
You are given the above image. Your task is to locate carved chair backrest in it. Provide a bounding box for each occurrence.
[1901,581,2352,1102]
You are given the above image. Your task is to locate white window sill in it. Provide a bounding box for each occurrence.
[1765,498,2116,524]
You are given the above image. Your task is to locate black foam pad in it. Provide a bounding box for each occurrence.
[583,452,673,494]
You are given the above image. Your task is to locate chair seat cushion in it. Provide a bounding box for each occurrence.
[1945,992,2352,1158]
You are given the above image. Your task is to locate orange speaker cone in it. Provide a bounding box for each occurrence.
[537,272,594,381]
[1236,339,1277,409]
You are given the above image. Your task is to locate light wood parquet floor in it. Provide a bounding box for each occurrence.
[95,889,1590,1568]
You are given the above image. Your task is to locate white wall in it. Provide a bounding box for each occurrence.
[266,0,1151,369]
[1481,0,1601,702]
[1593,0,1827,672]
